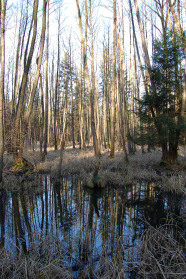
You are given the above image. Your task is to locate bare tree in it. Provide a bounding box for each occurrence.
[75,0,100,157]
[11,0,47,166]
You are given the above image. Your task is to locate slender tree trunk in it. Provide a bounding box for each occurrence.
[13,11,28,116]
[89,0,100,153]
[69,44,75,148]
[110,0,116,157]
[116,6,129,162]
[24,0,47,123]
[79,59,84,149]
[71,75,75,148]
[57,87,68,177]
[168,0,186,120]
[54,8,61,151]
[0,0,6,183]
[75,0,100,157]
[39,74,45,161]
[44,0,49,156]
[129,19,135,153]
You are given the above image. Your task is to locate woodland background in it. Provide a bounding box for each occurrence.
[0,0,185,182]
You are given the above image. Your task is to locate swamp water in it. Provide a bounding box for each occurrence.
[0,175,185,278]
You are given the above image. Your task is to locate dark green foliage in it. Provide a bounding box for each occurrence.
[134,30,185,164]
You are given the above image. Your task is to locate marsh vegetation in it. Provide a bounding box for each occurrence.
[1,145,186,278]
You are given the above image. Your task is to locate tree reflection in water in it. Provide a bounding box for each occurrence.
[0,176,184,271]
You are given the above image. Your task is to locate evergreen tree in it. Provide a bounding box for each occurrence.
[135,30,185,165]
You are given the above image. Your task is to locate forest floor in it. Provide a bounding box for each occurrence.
[3,143,186,195]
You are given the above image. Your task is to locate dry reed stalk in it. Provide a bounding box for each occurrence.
[136,223,186,279]
[0,222,185,279]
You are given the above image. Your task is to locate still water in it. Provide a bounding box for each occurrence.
[0,175,185,275]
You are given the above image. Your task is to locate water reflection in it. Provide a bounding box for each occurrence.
[0,176,184,271]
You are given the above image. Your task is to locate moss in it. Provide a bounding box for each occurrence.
[13,158,28,170]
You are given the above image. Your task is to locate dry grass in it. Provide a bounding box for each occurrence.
[3,144,186,194]
[0,237,73,279]
[136,223,186,279]
[0,221,185,279]
[161,173,186,195]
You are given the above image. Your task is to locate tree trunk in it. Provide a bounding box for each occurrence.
[54,8,61,151]
[161,142,178,166]
[75,0,100,157]
[167,0,186,120]
[0,0,6,182]
[116,11,128,162]
[70,45,75,148]
[12,0,39,165]
[110,0,116,157]
[24,0,47,123]
[39,74,45,161]
[44,0,49,156]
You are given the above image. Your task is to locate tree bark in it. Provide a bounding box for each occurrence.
[44,0,49,156]
[0,0,7,182]
[39,73,44,161]
[24,0,47,123]
[110,0,116,157]
[54,10,60,150]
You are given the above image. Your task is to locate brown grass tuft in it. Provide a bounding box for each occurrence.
[3,144,186,195]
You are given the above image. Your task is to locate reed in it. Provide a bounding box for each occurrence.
[0,221,185,279]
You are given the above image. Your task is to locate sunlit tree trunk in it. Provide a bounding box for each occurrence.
[129,19,135,153]
[168,0,186,120]
[75,0,100,157]
[110,0,116,157]
[54,6,61,150]
[69,43,75,148]
[12,0,39,164]
[89,0,100,152]
[116,4,129,162]
[134,0,151,77]
[24,0,47,123]
[79,59,84,149]
[12,7,28,116]
[102,31,111,150]
[0,0,7,182]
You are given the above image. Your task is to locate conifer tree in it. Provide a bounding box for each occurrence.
[136,30,185,165]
